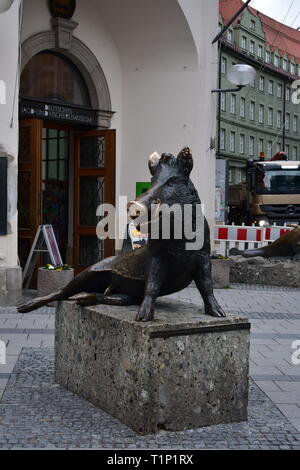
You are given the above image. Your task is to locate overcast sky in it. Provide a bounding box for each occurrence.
[243,0,300,28]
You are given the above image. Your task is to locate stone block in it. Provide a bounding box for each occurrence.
[55,299,250,435]
[211,259,230,288]
[0,266,22,306]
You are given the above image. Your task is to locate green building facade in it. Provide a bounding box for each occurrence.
[218,7,300,185]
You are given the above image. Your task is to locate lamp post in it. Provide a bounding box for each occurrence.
[0,0,14,14]
[212,64,257,93]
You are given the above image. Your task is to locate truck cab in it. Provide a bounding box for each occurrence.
[228,156,300,226]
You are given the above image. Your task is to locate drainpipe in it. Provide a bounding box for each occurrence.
[283,82,286,152]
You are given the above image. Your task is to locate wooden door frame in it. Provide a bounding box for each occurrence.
[18,119,43,256]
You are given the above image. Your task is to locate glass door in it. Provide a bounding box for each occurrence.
[42,126,70,262]
[74,130,115,272]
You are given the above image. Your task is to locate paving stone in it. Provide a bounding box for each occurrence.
[276,404,300,418]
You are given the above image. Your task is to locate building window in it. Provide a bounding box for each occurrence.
[220,92,226,111]
[259,104,264,124]
[293,115,298,133]
[274,55,279,67]
[259,77,264,92]
[277,110,282,128]
[251,20,256,30]
[285,113,290,131]
[268,80,274,94]
[20,51,91,106]
[265,50,271,63]
[249,136,255,156]
[220,129,226,150]
[282,59,287,71]
[240,134,245,154]
[259,138,264,153]
[228,168,233,183]
[267,141,273,158]
[293,146,298,160]
[298,67,300,77]
[250,40,255,54]
[242,36,247,49]
[268,107,273,126]
[236,168,242,183]
[258,45,263,58]
[221,57,227,74]
[240,97,245,118]
[291,63,295,75]
[218,23,222,33]
[250,79,255,88]
[250,101,255,121]
[230,94,236,114]
[277,84,282,98]
[230,132,235,152]
[227,30,233,42]
[286,88,291,101]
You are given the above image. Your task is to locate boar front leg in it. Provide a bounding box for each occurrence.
[194,254,226,318]
[136,257,165,322]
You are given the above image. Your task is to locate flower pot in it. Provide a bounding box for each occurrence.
[37,267,74,297]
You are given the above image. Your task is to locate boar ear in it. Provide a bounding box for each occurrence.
[177,146,193,176]
[148,151,161,175]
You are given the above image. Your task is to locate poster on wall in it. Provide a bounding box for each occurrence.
[215,159,228,224]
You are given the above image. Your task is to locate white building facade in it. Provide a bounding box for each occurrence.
[0,0,219,304]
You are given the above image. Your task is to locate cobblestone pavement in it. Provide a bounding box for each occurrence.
[0,284,300,449]
[0,349,299,450]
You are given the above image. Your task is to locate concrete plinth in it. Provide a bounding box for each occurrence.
[55,299,250,435]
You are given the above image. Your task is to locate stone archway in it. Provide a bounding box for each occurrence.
[21,31,113,127]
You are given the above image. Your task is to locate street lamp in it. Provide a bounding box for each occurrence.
[0,0,14,14]
[212,64,257,93]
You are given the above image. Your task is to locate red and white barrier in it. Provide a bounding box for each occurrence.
[214,225,264,242]
[214,224,294,256]
[264,226,292,242]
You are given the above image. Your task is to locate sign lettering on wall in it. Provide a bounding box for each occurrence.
[19,98,98,126]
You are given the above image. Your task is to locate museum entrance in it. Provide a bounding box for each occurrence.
[18,51,115,276]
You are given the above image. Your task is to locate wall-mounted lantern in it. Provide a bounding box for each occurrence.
[212,64,257,93]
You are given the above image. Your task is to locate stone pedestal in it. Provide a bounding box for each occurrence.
[55,299,250,435]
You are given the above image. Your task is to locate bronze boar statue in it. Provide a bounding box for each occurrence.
[18,147,225,321]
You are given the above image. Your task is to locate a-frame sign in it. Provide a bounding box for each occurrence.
[22,225,63,288]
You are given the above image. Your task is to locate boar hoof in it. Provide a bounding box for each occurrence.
[135,306,154,322]
[205,301,226,318]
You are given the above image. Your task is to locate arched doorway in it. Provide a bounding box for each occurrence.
[18,50,115,277]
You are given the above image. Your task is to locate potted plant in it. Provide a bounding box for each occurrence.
[37,264,74,297]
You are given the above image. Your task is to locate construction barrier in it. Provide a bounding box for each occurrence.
[214,223,293,256]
